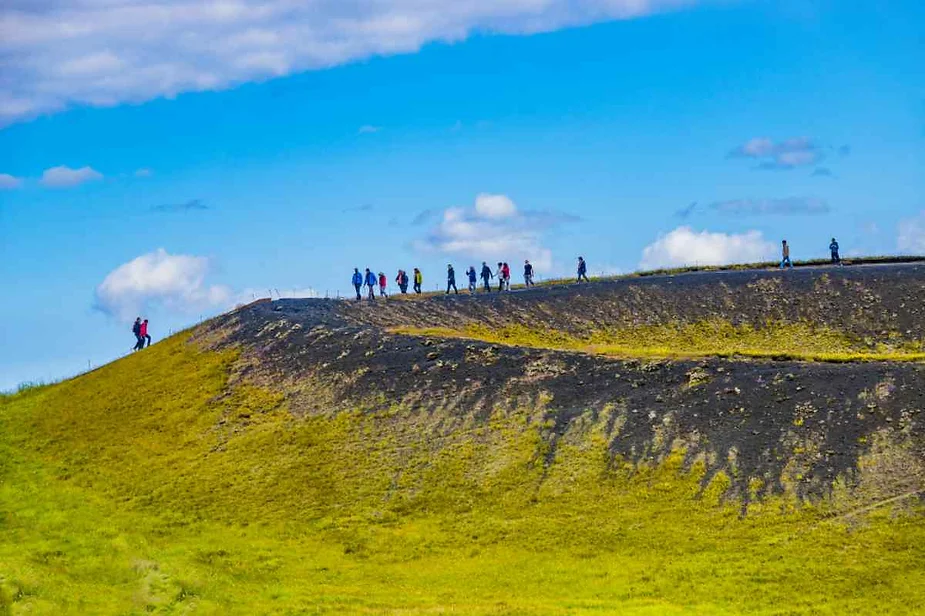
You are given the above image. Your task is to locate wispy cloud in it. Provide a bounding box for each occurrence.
[151,199,208,213]
[342,203,374,213]
[0,1,700,126]
[0,173,23,189]
[898,211,925,253]
[134,168,153,178]
[414,193,578,271]
[677,197,829,218]
[39,165,103,188]
[728,136,824,170]
[640,227,776,269]
[357,125,381,135]
[412,209,437,226]
[811,167,834,178]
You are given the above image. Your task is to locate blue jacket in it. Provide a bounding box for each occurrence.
[352,272,362,286]
[578,260,587,274]
[830,241,839,252]
[365,272,377,286]
[467,268,477,282]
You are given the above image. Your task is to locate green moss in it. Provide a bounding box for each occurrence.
[1,334,924,614]
[394,319,925,363]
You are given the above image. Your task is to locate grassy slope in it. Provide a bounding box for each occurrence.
[2,334,924,614]
[392,320,925,363]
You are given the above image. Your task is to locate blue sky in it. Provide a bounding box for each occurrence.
[1,0,924,389]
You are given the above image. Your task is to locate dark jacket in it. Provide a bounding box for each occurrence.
[480,265,493,280]
[132,321,141,335]
[467,268,477,282]
[447,267,456,282]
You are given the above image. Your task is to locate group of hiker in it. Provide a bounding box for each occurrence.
[131,317,152,351]
[780,237,841,269]
[351,257,589,299]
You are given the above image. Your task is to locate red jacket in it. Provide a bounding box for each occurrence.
[140,322,148,336]
[502,264,510,278]
[378,274,387,287]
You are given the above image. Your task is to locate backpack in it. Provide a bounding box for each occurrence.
[132,322,141,335]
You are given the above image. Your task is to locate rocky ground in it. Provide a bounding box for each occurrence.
[202,262,925,507]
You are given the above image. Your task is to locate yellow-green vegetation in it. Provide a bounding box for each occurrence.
[2,334,924,614]
[393,320,925,363]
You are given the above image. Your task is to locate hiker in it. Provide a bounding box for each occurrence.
[132,317,143,351]
[141,319,151,348]
[396,269,409,293]
[446,264,458,294]
[781,241,793,269]
[352,268,363,300]
[378,272,388,297]
[413,268,423,294]
[524,260,534,287]
[497,262,505,292]
[577,256,589,283]
[829,238,841,265]
[466,266,478,294]
[480,261,493,292]
[502,262,511,290]
[364,268,377,299]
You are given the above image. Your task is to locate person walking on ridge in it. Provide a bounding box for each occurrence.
[364,268,377,300]
[523,260,534,287]
[480,261,493,292]
[502,262,511,290]
[132,317,143,351]
[446,264,459,294]
[352,268,363,300]
[378,272,388,297]
[496,262,505,292]
[466,266,477,294]
[577,256,589,283]
[396,270,409,293]
[780,240,793,270]
[141,319,151,348]
[413,268,423,294]
[829,238,841,265]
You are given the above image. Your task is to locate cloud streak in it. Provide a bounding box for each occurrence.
[151,199,208,213]
[675,197,829,217]
[0,0,699,126]
[0,173,23,189]
[728,136,824,170]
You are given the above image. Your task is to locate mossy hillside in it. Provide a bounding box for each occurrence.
[393,320,925,362]
[2,334,925,613]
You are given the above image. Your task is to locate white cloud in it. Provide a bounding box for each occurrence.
[95,248,231,322]
[357,124,381,134]
[415,193,578,271]
[40,165,103,188]
[898,211,925,254]
[640,226,776,270]
[0,0,698,126]
[474,193,516,218]
[0,173,23,189]
[134,167,152,177]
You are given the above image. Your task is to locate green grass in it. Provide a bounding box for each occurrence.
[393,320,925,363]
[1,334,924,614]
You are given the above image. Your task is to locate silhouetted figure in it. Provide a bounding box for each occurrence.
[830,238,841,265]
[577,256,589,283]
[781,240,793,269]
[497,262,505,292]
[132,317,143,351]
[413,268,423,294]
[466,266,477,293]
[352,268,363,300]
[141,319,151,348]
[396,269,409,293]
[480,261,493,292]
[364,268,377,299]
[524,260,534,286]
[446,264,458,294]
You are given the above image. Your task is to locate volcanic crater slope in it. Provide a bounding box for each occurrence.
[207,262,925,507]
